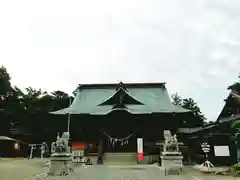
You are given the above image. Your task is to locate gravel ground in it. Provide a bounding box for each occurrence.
[0,158,48,180]
[1,159,240,180]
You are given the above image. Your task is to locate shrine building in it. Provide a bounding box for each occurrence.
[51,82,192,163]
[181,81,240,165]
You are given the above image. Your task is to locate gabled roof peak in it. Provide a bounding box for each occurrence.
[115,82,127,91]
[98,86,144,106]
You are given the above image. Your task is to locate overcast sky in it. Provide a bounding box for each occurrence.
[0,0,240,121]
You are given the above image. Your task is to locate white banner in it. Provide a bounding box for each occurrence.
[214,146,230,157]
[137,138,143,153]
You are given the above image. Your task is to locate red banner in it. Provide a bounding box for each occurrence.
[72,142,87,150]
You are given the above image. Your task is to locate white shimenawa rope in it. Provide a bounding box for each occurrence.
[100,129,136,146]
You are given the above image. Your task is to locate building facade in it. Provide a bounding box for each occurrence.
[52,82,194,163]
[179,81,240,165]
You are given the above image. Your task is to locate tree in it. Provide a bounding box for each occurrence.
[230,119,240,163]
[0,66,12,98]
[0,66,20,135]
[25,87,44,98]
[0,65,74,142]
[182,98,206,126]
[171,93,206,127]
[52,90,69,99]
[171,93,182,106]
[21,87,45,113]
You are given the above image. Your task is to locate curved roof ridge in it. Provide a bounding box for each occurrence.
[77,82,166,89]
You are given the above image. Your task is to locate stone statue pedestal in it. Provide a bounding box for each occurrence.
[48,132,72,176]
[160,130,183,175]
[161,152,183,175]
[48,153,72,176]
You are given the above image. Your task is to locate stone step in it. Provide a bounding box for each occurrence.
[103,153,137,165]
[104,162,137,165]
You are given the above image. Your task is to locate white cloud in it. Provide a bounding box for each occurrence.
[0,0,240,121]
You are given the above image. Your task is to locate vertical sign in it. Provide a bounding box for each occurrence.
[137,138,143,161]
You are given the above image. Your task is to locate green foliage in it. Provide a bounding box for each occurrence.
[231,135,237,143]
[0,65,12,96]
[182,98,206,121]
[0,66,72,139]
[171,93,182,106]
[231,120,240,148]
[172,93,206,126]
[231,119,240,131]
[233,164,240,171]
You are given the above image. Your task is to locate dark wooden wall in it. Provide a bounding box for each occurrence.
[68,111,182,153]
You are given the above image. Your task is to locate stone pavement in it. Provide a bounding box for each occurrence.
[1,159,240,180]
[43,165,240,180]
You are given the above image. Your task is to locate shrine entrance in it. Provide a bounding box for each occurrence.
[101,110,138,153]
[101,129,136,152]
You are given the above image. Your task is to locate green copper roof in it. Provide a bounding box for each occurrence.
[51,83,189,115]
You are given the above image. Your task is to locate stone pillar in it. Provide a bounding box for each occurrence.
[97,139,103,164]
[48,155,72,176]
